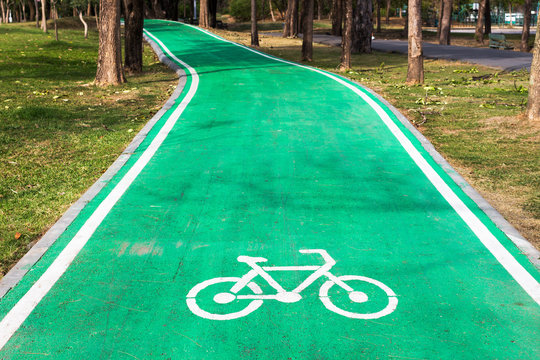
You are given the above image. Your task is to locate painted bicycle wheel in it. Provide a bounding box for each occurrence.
[186,277,263,320]
[319,275,398,319]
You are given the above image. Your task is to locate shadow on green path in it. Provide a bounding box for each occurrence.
[0,19,538,359]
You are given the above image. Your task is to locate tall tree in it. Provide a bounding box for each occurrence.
[251,0,259,45]
[438,0,452,45]
[331,0,342,36]
[34,0,39,26]
[40,0,47,32]
[352,0,372,53]
[208,0,217,27]
[302,0,314,61]
[474,0,486,44]
[528,20,540,121]
[72,0,89,39]
[95,0,126,85]
[28,0,35,21]
[375,0,381,33]
[484,0,490,34]
[406,0,423,84]
[199,0,208,27]
[123,0,144,73]
[385,0,390,24]
[283,0,299,37]
[521,0,532,52]
[339,0,352,70]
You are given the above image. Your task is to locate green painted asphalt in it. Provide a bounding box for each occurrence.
[0,19,539,358]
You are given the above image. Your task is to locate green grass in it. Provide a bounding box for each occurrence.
[0,20,177,276]
[214,28,540,248]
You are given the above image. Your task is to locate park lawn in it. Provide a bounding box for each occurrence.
[0,20,177,277]
[211,28,539,249]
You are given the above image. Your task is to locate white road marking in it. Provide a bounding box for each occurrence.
[0,29,199,350]
[186,249,398,320]
[181,22,540,305]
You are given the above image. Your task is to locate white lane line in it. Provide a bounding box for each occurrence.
[181,23,540,304]
[0,29,199,350]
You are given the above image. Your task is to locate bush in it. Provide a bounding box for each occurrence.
[229,0,251,22]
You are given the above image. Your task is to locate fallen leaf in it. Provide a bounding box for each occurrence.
[15,232,21,240]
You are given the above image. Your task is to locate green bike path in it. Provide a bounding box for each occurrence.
[0,19,539,358]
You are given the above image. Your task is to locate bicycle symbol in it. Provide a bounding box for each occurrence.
[186,249,398,320]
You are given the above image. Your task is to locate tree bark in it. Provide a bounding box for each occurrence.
[79,10,88,38]
[0,0,6,24]
[95,0,126,86]
[385,0,390,24]
[331,0,342,36]
[94,4,99,28]
[209,0,217,27]
[406,0,423,84]
[475,0,486,44]
[439,0,452,45]
[269,0,276,21]
[123,0,144,73]
[251,0,259,46]
[151,0,165,18]
[53,2,58,40]
[339,0,352,69]
[527,20,540,122]
[40,0,46,32]
[317,0,321,20]
[376,0,381,33]
[436,0,442,39]
[352,0,372,53]
[521,0,531,52]
[302,0,314,61]
[28,0,35,21]
[34,0,39,26]
[283,0,298,37]
[199,0,209,27]
[484,0,490,34]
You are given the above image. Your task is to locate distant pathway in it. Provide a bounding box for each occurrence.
[264,33,533,71]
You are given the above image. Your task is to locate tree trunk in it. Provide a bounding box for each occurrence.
[40,0,46,32]
[436,0,443,39]
[475,0,486,44]
[331,0,342,36]
[283,0,298,37]
[251,0,259,45]
[53,3,58,40]
[0,0,5,24]
[484,0,491,34]
[352,0,372,53]
[302,0,314,61]
[376,0,381,33]
[521,0,531,52]
[439,0,452,45]
[401,6,408,37]
[283,0,291,36]
[317,0,321,20]
[87,2,91,16]
[339,0,352,69]
[269,0,276,21]
[79,10,88,38]
[209,0,217,27]
[123,0,144,73]
[199,0,208,27]
[94,4,99,27]
[21,0,26,21]
[151,0,165,18]
[527,20,540,122]
[28,0,35,21]
[407,0,423,84]
[34,0,39,26]
[385,0,390,24]
[95,0,126,86]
